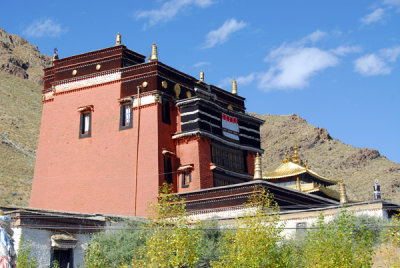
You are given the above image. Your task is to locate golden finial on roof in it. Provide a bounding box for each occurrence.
[254,153,262,179]
[52,48,59,62]
[0,209,3,216]
[339,181,348,204]
[199,70,205,82]
[149,42,158,61]
[304,160,309,169]
[282,152,289,163]
[292,143,300,164]
[116,32,122,46]
[232,78,237,95]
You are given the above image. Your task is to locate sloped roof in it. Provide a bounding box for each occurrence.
[263,161,341,185]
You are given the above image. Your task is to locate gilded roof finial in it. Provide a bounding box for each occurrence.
[52,48,59,62]
[232,78,237,95]
[339,181,348,204]
[292,142,300,164]
[254,153,263,179]
[282,152,289,163]
[304,160,309,169]
[199,70,205,82]
[116,32,122,46]
[149,42,158,61]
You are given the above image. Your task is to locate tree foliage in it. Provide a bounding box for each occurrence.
[16,236,38,268]
[299,210,375,268]
[211,187,293,268]
[131,183,200,267]
[84,221,146,268]
[380,210,400,267]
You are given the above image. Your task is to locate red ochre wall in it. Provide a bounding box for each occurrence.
[30,82,160,217]
[175,136,213,193]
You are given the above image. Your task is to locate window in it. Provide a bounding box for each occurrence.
[79,111,91,138]
[181,170,192,188]
[211,143,246,173]
[164,156,173,184]
[162,99,171,124]
[51,248,73,268]
[120,102,133,130]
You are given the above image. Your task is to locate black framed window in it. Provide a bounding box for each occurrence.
[120,102,133,130]
[79,111,91,139]
[181,170,191,188]
[164,156,173,184]
[162,99,171,124]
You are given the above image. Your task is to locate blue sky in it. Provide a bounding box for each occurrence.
[1,0,399,163]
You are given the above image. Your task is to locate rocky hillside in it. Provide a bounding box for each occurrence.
[258,114,400,203]
[0,27,399,206]
[0,27,51,85]
[0,28,50,206]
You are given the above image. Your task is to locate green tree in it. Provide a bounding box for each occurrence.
[380,210,400,267]
[84,221,146,267]
[300,210,375,268]
[132,183,200,267]
[196,220,222,268]
[16,236,38,268]
[211,187,293,268]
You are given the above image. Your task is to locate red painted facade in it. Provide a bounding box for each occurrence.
[30,44,263,217]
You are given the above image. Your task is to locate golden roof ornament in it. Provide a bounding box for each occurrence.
[282,152,289,163]
[339,181,348,204]
[254,153,263,179]
[149,42,158,61]
[232,78,237,95]
[116,32,122,46]
[292,143,300,164]
[199,70,205,82]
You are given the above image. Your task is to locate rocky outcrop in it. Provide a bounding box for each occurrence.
[0,28,51,85]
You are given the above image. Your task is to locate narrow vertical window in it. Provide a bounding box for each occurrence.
[181,170,192,188]
[162,99,171,124]
[120,102,133,130]
[79,111,92,138]
[164,156,173,184]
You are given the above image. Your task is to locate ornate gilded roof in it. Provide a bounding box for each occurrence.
[263,161,340,185]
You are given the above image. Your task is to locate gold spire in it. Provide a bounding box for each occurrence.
[282,152,289,163]
[254,153,262,179]
[199,70,205,82]
[339,181,348,204]
[232,78,237,95]
[116,32,122,46]
[52,48,59,62]
[149,42,158,61]
[292,143,300,164]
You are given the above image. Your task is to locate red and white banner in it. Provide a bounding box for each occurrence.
[222,113,239,140]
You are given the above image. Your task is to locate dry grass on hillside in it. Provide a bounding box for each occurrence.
[0,72,42,206]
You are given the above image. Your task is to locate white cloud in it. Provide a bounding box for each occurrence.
[193,61,210,68]
[218,73,256,88]
[203,19,247,49]
[354,54,391,76]
[301,30,327,44]
[361,8,385,24]
[330,45,362,56]
[384,0,400,6]
[136,0,213,28]
[23,19,65,38]
[258,47,338,90]
[380,46,400,62]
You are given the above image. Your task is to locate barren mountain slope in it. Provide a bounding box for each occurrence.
[0,27,49,206]
[258,113,400,203]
